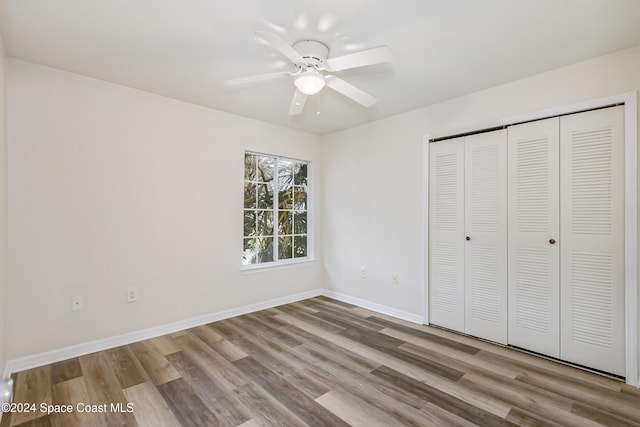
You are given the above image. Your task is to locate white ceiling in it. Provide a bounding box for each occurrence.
[1,0,640,135]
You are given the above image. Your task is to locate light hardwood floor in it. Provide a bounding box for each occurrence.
[1,296,639,426]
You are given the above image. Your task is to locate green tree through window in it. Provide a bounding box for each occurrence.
[243,152,309,265]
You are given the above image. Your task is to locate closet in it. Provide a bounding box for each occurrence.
[429,130,508,344]
[429,105,625,376]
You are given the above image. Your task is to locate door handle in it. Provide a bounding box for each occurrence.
[465,236,471,241]
[549,239,556,244]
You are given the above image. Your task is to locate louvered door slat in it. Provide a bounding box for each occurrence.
[429,138,465,332]
[560,106,625,376]
[464,130,507,344]
[507,117,560,357]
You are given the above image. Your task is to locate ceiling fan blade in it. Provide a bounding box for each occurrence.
[256,31,306,65]
[288,90,307,115]
[222,71,290,87]
[325,46,393,72]
[325,76,377,107]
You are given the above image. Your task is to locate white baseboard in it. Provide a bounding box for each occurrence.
[5,288,323,375]
[321,290,423,324]
[4,288,424,377]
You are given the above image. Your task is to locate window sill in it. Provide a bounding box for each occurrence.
[240,258,317,274]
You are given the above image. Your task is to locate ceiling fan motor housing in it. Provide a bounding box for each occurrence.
[292,40,329,67]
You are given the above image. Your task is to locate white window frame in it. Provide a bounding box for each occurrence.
[242,151,313,270]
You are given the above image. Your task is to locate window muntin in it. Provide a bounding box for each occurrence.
[243,152,308,266]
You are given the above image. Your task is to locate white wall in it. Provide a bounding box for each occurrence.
[4,43,640,378]
[0,33,8,376]
[321,45,640,336]
[6,59,323,359]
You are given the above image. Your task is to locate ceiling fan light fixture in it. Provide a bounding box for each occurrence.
[294,68,325,95]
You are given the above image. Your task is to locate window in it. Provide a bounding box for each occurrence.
[243,152,309,266]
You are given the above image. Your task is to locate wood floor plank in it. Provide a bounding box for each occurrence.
[371,365,516,427]
[239,313,303,347]
[476,348,625,393]
[277,309,346,334]
[570,401,640,427]
[128,341,180,386]
[145,336,182,356]
[505,407,565,427]
[515,372,640,420]
[165,350,251,426]
[313,295,358,309]
[172,333,250,391]
[49,359,82,386]
[395,336,519,379]
[104,346,149,390]
[232,384,307,427]
[312,307,386,332]
[9,416,52,427]
[220,320,330,399]
[7,296,637,427]
[279,323,380,373]
[336,322,405,349]
[400,343,598,420]
[0,408,10,427]
[243,310,290,328]
[457,374,605,427]
[122,381,180,427]
[189,325,247,362]
[338,327,465,382]
[285,301,320,315]
[78,353,136,427]
[10,366,51,426]
[235,419,262,427]
[157,378,219,427]
[367,316,480,355]
[315,390,407,427]
[291,342,477,426]
[233,356,350,427]
[50,377,106,427]
[281,304,514,418]
[621,383,640,396]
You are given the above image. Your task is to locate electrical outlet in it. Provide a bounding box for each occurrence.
[392,274,399,284]
[126,287,138,303]
[71,296,84,311]
[360,266,367,278]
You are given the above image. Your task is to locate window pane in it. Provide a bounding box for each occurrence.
[256,236,274,263]
[256,210,274,235]
[280,187,293,209]
[294,236,307,258]
[257,156,275,183]
[279,160,293,190]
[243,238,260,264]
[293,211,307,235]
[243,237,274,265]
[278,210,293,235]
[294,162,307,186]
[279,235,293,260]
[243,210,256,236]
[244,182,257,209]
[244,153,257,181]
[293,186,307,210]
[257,183,273,209]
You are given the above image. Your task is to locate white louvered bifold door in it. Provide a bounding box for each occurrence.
[429,138,465,333]
[507,117,560,357]
[559,106,625,376]
[464,131,508,344]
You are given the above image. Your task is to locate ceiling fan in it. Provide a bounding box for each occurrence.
[223,31,393,115]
